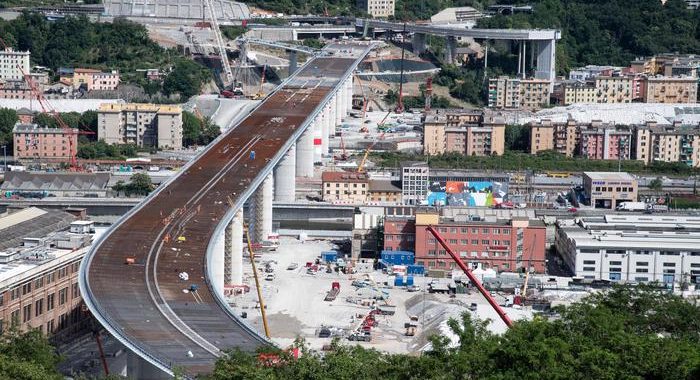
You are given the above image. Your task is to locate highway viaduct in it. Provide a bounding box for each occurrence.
[79,42,374,378]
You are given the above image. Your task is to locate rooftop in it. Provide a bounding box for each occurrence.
[98,103,181,114]
[322,171,369,183]
[583,172,636,181]
[12,123,77,134]
[0,172,111,192]
[368,180,401,192]
[0,207,77,251]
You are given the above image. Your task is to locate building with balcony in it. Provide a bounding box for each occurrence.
[12,123,78,162]
[644,76,698,104]
[97,103,182,150]
[529,119,578,156]
[555,215,700,287]
[423,109,505,156]
[634,122,700,167]
[594,76,634,103]
[488,76,551,110]
[72,69,120,92]
[583,172,637,209]
[321,171,369,204]
[579,125,632,160]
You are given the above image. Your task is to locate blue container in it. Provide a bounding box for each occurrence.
[407,264,425,275]
[380,250,415,266]
[321,251,337,263]
[405,276,414,286]
[394,276,415,286]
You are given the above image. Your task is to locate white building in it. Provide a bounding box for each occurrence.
[97,103,183,150]
[556,215,700,287]
[357,0,394,18]
[0,48,30,81]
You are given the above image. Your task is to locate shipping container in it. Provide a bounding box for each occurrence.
[321,251,337,263]
[380,250,415,266]
[394,275,415,287]
[407,264,425,275]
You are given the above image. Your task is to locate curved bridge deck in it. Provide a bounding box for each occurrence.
[81,46,369,376]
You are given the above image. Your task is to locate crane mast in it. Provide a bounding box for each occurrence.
[204,0,234,88]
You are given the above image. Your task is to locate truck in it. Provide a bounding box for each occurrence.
[324,282,341,301]
[616,201,648,211]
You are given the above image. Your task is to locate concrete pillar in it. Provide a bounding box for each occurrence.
[274,144,296,202]
[535,39,557,92]
[211,230,225,295]
[288,50,298,76]
[444,36,457,65]
[320,111,329,156]
[253,173,273,242]
[325,104,334,140]
[296,126,314,177]
[126,352,169,379]
[412,33,427,55]
[334,93,341,129]
[313,116,322,162]
[346,78,353,111]
[228,210,244,286]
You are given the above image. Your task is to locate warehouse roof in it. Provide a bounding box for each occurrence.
[0,207,76,251]
[0,172,111,192]
[322,171,368,183]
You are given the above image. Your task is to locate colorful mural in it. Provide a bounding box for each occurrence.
[423,180,507,207]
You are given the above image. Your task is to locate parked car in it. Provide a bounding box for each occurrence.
[287,263,299,270]
[264,273,275,281]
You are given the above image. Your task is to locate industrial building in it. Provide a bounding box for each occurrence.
[582,172,638,209]
[0,172,112,198]
[383,209,546,276]
[97,103,183,150]
[0,207,95,336]
[555,215,700,286]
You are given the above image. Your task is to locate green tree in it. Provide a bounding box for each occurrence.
[78,110,98,137]
[504,124,530,152]
[649,177,663,191]
[0,328,63,380]
[126,172,153,195]
[182,111,221,148]
[0,108,18,151]
[163,60,211,100]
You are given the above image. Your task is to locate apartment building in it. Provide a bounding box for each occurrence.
[0,80,32,100]
[12,123,78,161]
[0,208,93,336]
[644,76,698,103]
[0,48,30,81]
[634,123,700,167]
[529,119,578,156]
[423,109,505,156]
[368,180,402,204]
[356,0,394,17]
[321,171,369,204]
[579,126,632,160]
[594,76,634,103]
[556,215,700,286]
[583,172,637,209]
[488,76,550,110]
[384,210,546,275]
[97,103,183,150]
[562,81,597,105]
[73,69,120,91]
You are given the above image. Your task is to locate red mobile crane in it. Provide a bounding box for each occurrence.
[425,225,514,328]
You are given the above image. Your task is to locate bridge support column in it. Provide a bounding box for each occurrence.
[288,50,298,76]
[211,229,225,295]
[443,36,457,65]
[412,33,427,55]
[253,173,273,242]
[126,352,169,379]
[324,104,333,143]
[535,39,556,91]
[296,126,314,177]
[227,209,244,286]
[334,92,342,128]
[274,143,296,202]
[313,116,323,162]
[320,110,329,156]
[346,78,354,112]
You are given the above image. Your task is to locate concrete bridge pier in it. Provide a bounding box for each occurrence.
[324,104,333,150]
[412,33,427,55]
[211,229,225,295]
[226,209,244,286]
[253,173,273,242]
[288,50,298,75]
[125,352,170,379]
[346,78,354,111]
[443,36,457,65]
[312,116,323,162]
[319,109,329,156]
[295,126,314,177]
[274,143,296,202]
[534,38,557,91]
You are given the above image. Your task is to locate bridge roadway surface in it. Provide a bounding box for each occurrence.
[80,48,366,376]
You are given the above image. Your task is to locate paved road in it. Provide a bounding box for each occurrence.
[81,44,371,377]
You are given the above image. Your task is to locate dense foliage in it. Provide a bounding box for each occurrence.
[0,108,18,153]
[384,88,455,109]
[182,111,221,148]
[478,0,700,74]
[0,13,210,100]
[0,328,62,380]
[205,286,700,380]
[371,150,700,175]
[77,140,138,160]
[112,172,154,196]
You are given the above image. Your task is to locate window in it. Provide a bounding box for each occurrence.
[503,229,510,234]
[47,294,55,311]
[22,304,32,323]
[637,268,649,273]
[21,282,31,295]
[609,267,622,273]
[34,277,44,289]
[583,260,596,265]
[10,310,19,327]
[35,299,43,317]
[481,239,489,245]
[471,228,478,234]
[482,228,489,234]
[471,239,479,245]
[663,263,676,267]
[583,266,595,271]
[636,262,649,266]
[449,239,458,244]
[71,283,79,299]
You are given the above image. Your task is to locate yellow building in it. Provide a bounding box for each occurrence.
[644,76,698,104]
[634,122,700,167]
[529,119,578,156]
[488,76,550,110]
[423,109,504,156]
[322,171,369,204]
[562,81,597,104]
[594,76,634,103]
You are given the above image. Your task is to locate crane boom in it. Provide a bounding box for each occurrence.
[425,225,514,328]
[204,0,234,87]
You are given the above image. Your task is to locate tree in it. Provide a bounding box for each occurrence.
[182,111,221,148]
[0,108,18,151]
[127,172,153,195]
[0,328,63,380]
[163,60,211,100]
[649,177,663,191]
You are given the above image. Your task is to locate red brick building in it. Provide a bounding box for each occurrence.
[384,211,547,274]
[12,123,78,161]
